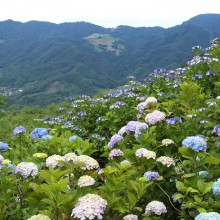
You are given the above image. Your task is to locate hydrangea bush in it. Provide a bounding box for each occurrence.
[0,38,220,219]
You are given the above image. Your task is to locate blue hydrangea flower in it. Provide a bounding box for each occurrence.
[182,136,207,152]
[166,117,182,125]
[13,126,26,135]
[69,135,81,142]
[0,142,9,152]
[195,212,220,220]
[143,171,159,182]
[41,134,53,140]
[212,125,220,136]
[212,178,220,195]
[30,128,48,139]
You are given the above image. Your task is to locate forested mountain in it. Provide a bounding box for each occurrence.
[0,13,220,107]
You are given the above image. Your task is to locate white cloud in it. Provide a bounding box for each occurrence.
[0,0,220,27]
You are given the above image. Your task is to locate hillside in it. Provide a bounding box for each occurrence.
[0,14,220,107]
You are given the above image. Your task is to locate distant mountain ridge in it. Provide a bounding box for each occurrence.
[0,13,219,107]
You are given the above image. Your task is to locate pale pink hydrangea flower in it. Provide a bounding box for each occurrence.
[145,201,167,216]
[123,214,138,220]
[109,149,124,159]
[71,194,107,219]
[156,156,175,167]
[145,110,166,125]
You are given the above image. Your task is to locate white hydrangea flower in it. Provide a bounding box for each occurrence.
[123,214,138,220]
[46,155,65,168]
[71,194,107,220]
[161,139,174,146]
[135,148,148,157]
[156,156,175,167]
[77,175,95,187]
[64,152,78,163]
[137,102,147,113]
[27,214,51,220]
[145,201,167,216]
[145,97,157,107]
[77,155,99,170]
[15,162,38,178]
[143,149,156,159]
[120,160,131,166]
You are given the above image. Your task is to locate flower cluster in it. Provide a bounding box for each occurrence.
[135,148,156,159]
[109,149,124,159]
[77,155,99,170]
[182,136,207,152]
[27,214,51,220]
[14,162,38,178]
[137,97,157,113]
[166,117,182,125]
[77,175,95,187]
[71,194,107,220]
[120,160,131,166]
[212,177,220,195]
[30,128,50,140]
[46,155,65,168]
[33,153,48,159]
[161,139,174,146]
[107,134,123,148]
[156,156,175,167]
[64,152,78,163]
[195,212,220,220]
[0,142,9,152]
[13,126,26,135]
[145,110,166,125]
[212,125,220,136]
[123,214,138,220]
[143,171,159,181]
[145,201,167,216]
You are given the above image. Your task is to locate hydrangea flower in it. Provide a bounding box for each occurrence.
[69,135,81,142]
[161,139,174,146]
[77,175,95,187]
[143,171,159,181]
[145,110,166,125]
[107,134,123,148]
[0,154,4,163]
[212,177,220,195]
[77,155,99,170]
[30,128,49,139]
[71,194,107,220]
[145,201,167,216]
[212,125,220,136]
[145,97,157,107]
[27,214,51,220]
[120,160,131,166]
[134,122,148,138]
[33,153,48,159]
[123,214,138,220]
[166,117,182,125]
[135,148,156,159]
[13,126,26,135]
[109,149,124,159]
[14,162,38,178]
[137,102,147,113]
[195,212,220,220]
[64,152,78,163]
[0,142,9,152]
[46,155,65,168]
[182,136,207,152]
[156,156,175,167]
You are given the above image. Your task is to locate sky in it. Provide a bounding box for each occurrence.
[0,0,220,28]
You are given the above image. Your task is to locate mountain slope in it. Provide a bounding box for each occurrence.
[0,14,220,107]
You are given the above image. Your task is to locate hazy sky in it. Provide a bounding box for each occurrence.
[1,0,220,28]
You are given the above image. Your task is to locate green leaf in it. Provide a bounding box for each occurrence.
[176,181,187,193]
[182,173,196,178]
[197,207,206,213]
[173,193,184,201]
[178,147,195,159]
[201,156,220,164]
[127,192,137,208]
[41,198,56,207]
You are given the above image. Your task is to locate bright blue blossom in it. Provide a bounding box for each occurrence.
[182,136,207,152]
[30,128,48,139]
[212,178,220,195]
[143,171,159,182]
[13,126,26,135]
[195,212,220,220]
[69,135,81,142]
[0,142,9,152]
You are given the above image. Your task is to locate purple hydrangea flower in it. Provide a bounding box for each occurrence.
[107,134,123,148]
[78,111,87,117]
[182,136,207,152]
[212,125,220,136]
[13,126,26,135]
[0,142,9,152]
[166,117,182,125]
[143,171,159,182]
